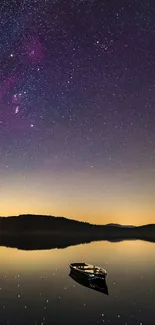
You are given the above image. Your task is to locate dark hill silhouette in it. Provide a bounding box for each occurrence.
[0,214,155,250]
[106,223,134,228]
[0,214,92,232]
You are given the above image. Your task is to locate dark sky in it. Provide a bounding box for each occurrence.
[0,0,155,223]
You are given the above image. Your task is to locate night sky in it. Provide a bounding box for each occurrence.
[1,0,155,224]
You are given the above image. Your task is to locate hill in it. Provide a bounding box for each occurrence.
[0,214,155,250]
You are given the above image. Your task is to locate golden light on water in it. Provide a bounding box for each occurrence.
[0,241,155,273]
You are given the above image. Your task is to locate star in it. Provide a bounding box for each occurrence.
[15,106,19,114]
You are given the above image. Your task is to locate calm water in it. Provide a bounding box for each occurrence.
[0,240,155,325]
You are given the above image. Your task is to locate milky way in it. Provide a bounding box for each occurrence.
[0,0,155,223]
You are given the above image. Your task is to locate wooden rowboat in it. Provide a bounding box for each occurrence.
[69,262,107,279]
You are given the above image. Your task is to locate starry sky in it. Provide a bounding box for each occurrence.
[0,0,155,224]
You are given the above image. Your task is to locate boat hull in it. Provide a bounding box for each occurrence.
[69,270,108,295]
[69,263,107,279]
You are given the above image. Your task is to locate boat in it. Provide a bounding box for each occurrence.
[69,262,107,279]
[69,270,108,295]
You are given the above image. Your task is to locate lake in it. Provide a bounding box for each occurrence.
[0,240,155,324]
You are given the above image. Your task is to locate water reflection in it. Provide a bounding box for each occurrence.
[69,270,109,295]
[0,240,154,324]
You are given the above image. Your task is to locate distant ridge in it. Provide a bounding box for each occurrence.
[106,223,135,228]
[0,214,155,250]
[0,214,147,227]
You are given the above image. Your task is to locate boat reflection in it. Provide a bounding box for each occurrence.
[69,270,109,295]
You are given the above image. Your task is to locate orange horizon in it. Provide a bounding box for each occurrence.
[1,168,155,226]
